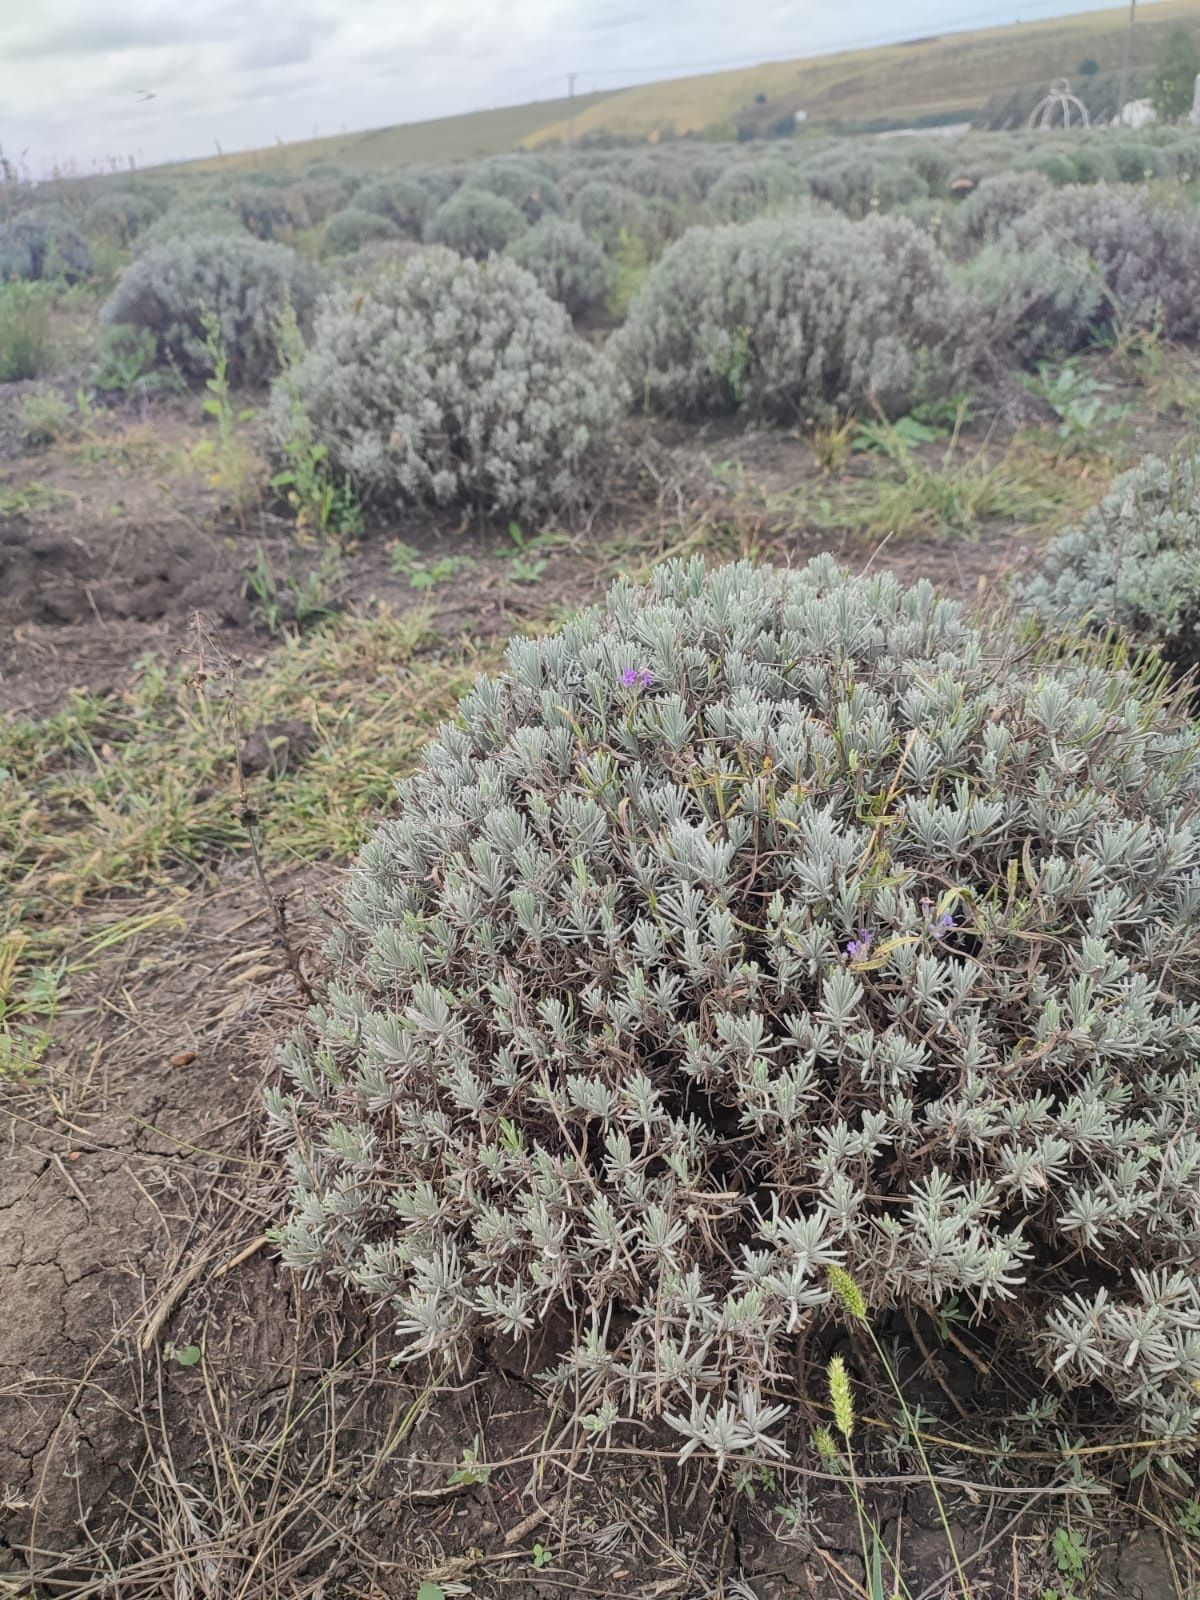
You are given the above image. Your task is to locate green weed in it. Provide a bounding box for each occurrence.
[390,543,475,592]
[192,314,263,518]
[269,304,362,539]
[0,282,56,380]
[246,543,344,635]
[607,226,652,320]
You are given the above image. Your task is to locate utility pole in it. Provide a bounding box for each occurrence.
[1118,0,1137,122]
[567,71,577,148]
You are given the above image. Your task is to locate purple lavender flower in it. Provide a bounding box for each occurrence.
[845,929,874,962]
[621,667,655,690]
[931,911,955,940]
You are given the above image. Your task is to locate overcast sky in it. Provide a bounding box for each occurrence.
[1,0,1146,174]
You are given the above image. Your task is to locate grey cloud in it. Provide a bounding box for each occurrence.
[232,30,320,71]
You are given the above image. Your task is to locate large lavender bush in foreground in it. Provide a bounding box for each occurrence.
[270,557,1200,1467]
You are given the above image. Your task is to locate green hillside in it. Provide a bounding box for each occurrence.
[529,0,1200,144]
[182,90,614,175]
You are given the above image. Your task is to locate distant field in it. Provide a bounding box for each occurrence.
[528,0,1200,144]
[179,90,614,175]
[173,0,1198,176]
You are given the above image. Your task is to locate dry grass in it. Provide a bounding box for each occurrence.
[0,608,488,1074]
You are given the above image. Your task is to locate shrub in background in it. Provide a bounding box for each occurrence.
[322,207,401,256]
[570,180,653,253]
[330,239,425,285]
[962,239,1105,368]
[410,165,463,204]
[0,209,93,283]
[1013,184,1200,340]
[271,555,1200,1465]
[282,176,352,227]
[624,152,705,203]
[102,235,318,384]
[1023,453,1200,669]
[83,186,166,245]
[268,249,622,518]
[798,148,929,217]
[707,161,802,223]
[464,157,563,223]
[136,204,250,251]
[613,212,961,420]
[354,175,433,239]
[953,169,1053,250]
[425,188,527,258]
[507,218,612,318]
[230,183,302,241]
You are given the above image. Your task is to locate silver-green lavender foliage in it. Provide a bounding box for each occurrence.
[464,157,563,223]
[506,218,612,318]
[0,208,92,284]
[269,250,622,519]
[1024,454,1200,669]
[953,170,1053,250]
[270,556,1200,1466]
[424,188,527,259]
[706,162,803,224]
[612,213,961,421]
[135,204,250,252]
[962,239,1104,368]
[83,186,167,245]
[321,206,401,257]
[570,181,652,253]
[1011,184,1200,340]
[102,235,318,384]
[353,175,432,238]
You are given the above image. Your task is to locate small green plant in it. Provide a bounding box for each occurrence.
[1178,1500,1200,1537]
[608,225,652,319]
[531,1543,553,1570]
[269,304,362,539]
[18,387,73,449]
[91,322,163,398]
[0,281,55,380]
[503,521,550,585]
[854,413,944,453]
[246,544,342,636]
[1027,360,1129,450]
[165,1342,202,1368]
[193,314,262,519]
[732,1465,777,1500]
[390,543,475,592]
[0,958,67,1077]
[446,1436,491,1488]
[1043,1525,1088,1600]
[416,1586,446,1600]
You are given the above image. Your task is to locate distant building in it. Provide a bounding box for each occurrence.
[793,109,807,124]
[1120,98,1158,129]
